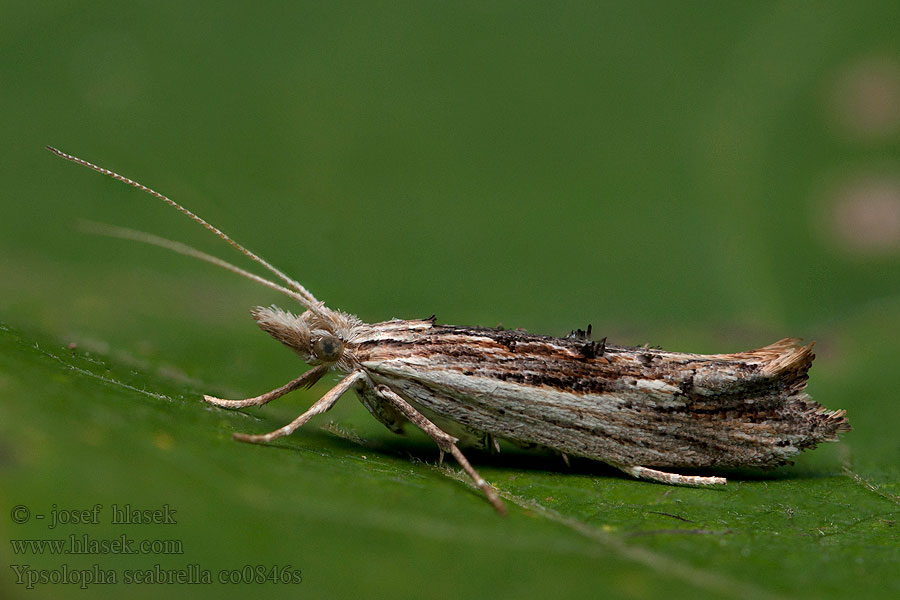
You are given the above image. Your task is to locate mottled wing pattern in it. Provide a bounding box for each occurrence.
[352,322,849,469]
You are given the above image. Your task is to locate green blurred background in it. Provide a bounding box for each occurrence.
[2,2,899,599]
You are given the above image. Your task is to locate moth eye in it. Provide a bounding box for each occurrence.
[313,335,344,362]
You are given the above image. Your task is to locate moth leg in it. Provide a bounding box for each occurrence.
[618,465,726,486]
[355,385,408,434]
[232,371,365,444]
[374,384,507,515]
[203,364,328,408]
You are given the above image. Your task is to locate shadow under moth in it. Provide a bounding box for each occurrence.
[47,146,851,514]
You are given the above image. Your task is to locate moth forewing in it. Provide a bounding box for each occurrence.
[352,322,850,484]
[48,147,851,514]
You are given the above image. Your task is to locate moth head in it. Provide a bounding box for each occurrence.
[251,305,360,366]
[311,334,344,363]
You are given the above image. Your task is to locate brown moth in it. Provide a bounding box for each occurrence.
[47,147,851,514]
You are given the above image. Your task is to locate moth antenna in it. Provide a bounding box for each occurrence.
[46,146,320,307]
[77,220,325,314]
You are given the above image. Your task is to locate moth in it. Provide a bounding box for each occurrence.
[48,146,851,514]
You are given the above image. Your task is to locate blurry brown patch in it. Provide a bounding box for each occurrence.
[153,431,174,451]
[828,177,900,254]
[829,55,900,141]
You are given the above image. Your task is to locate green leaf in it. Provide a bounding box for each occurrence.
[3,2,900,598]
[1,320,897,600]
